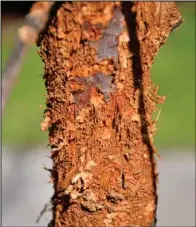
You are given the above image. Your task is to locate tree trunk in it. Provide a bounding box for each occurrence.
[38,2,182,226]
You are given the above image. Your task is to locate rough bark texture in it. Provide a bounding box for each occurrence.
[38,2,182,227]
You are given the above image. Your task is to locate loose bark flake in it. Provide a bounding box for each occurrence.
[38,2,182,227]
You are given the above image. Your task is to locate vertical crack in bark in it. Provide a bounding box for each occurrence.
[122,2,158,225]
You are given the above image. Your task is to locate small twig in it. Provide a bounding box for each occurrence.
[2,2,55,113]
[155,108,161,123]
[43,164,52,173]
[36,201,52,223]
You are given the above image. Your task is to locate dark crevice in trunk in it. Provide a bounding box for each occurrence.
[122,2,158,226]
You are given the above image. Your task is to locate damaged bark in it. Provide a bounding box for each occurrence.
[38,2,182,227]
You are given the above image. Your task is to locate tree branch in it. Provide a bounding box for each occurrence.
[2,2,55,113]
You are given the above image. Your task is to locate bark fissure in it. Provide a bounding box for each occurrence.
[122,2,159,225]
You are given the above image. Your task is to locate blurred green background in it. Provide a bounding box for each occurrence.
[2,3,195,149]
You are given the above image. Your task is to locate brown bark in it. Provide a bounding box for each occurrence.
[38,2,182,227]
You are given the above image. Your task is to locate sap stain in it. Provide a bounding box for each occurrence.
[72,73,115,105]
[90,7,124,62]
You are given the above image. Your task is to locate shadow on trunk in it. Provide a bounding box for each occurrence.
[122,2,157,225]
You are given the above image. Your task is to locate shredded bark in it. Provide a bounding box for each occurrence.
[38,2,182,227]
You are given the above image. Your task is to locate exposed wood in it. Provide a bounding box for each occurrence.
[38,2,182,226]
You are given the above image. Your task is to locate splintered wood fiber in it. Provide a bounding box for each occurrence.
[38,2,182,227]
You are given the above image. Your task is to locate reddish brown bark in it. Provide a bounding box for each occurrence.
[38,2,182,226]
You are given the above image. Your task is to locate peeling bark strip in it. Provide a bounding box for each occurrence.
[38,2,182,227]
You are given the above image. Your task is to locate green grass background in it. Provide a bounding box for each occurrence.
[2,3,195,148]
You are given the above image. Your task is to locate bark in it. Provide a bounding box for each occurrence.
[38,2,182,227]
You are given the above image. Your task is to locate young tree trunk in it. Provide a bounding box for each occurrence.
[38,2,182,226]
